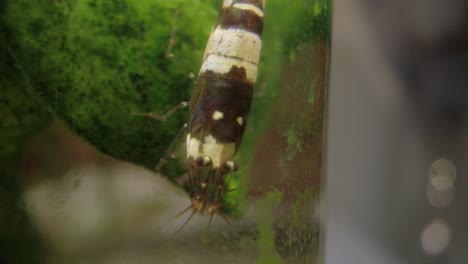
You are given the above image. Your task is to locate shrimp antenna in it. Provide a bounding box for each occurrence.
[165,204,192,225]
[173,210,196,237]
[218,211,232,227]
[207,211,215,229]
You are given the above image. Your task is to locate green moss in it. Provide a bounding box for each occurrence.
[256,191,283,264]
[221,170,243,218]
[3,0,217,172]
[277,187,320,262]
[0,20,50,263]
[284,126,304,161]
[237,0,331,152]
[291,188,318,228]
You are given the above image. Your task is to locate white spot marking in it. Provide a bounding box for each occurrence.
[236,116,243,126]
[186,133,201,158]
[203,27,262,65]
[186,134,236,168]
[225,160,236,170]
[200,55,258,83]
[212,110,224,120]
[233,3,264,17]
[202,156,212,165]
[202,135,236,168]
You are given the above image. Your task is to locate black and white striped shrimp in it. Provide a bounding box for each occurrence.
[180,0,265,226]
[136,0,266,230]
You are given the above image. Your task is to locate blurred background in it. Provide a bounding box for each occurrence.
[325,0,468,263]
